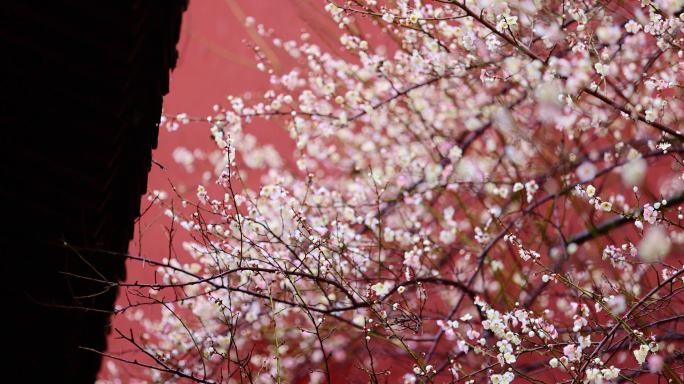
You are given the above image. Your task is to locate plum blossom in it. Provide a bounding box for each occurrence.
[563,344,582,362]
[490,371,515,384]
[371,281,393,296]
[643,204,657,224]
[633,344,650,365]
[621,158,647,187]
[639,226,671,262]
[577,162,597,182]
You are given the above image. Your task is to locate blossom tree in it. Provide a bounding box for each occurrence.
[98,0,684,383]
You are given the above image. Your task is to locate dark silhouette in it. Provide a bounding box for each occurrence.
[1,1,187,382]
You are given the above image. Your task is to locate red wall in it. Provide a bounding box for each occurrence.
[102,1,322,380]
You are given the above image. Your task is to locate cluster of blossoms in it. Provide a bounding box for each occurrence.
[103,0,684,383]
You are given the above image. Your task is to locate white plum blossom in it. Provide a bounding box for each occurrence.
[586,184,596,197]
[599,201,612,212]
[639,226,671,262]
[549,357,559,368]
[577,162,597,182]
[594,62,609,76]
[625,20,642,33]
[439,228,457,244]
[371,281,393,296]
[490,371,515,384]
[634,344,650,365]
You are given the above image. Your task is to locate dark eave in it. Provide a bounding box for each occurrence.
[0,1,187,382]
